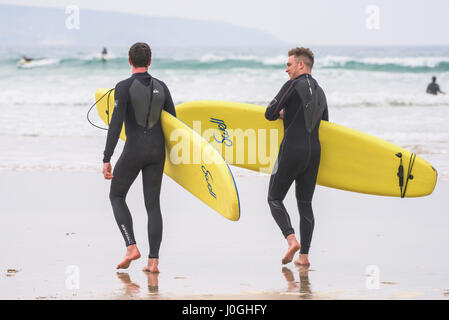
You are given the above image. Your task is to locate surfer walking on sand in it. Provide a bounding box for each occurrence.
[265,47,329,266]
[102,42,176,272]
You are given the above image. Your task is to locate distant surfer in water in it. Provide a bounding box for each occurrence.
[22,56,34,62]
[21,56,33,63]
[265,47,329,266]
[101,47,108,61]
[102,42,176,272]
[426,76,445,95]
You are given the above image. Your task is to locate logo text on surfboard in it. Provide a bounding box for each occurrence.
[210,118,232,147]
[202,165,216,199]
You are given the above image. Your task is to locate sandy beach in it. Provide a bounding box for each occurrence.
[1,163,448,300]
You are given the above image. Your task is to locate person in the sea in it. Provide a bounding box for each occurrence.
[21,56,33,63]
[265,47,329,267]
[426,76,445,95]
[101,47,108,61]
[102,42,176,272]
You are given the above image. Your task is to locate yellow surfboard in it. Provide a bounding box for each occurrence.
[94,89,240,221]
[175,100,437,198]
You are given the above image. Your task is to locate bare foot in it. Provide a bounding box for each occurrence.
[116,245,141,269]
[142,258,160,273]
[282,234,300,265]
[294,254,310,267]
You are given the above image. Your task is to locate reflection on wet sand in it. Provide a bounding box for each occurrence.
[144,271,159,294]
[115,271,160,298]
[281,266,313,299]
[116,272,141,298]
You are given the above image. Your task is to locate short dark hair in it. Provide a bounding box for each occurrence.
[129,42,152,67]
[288,47,314,69]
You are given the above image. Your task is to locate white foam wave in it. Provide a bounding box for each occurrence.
[327,91,449,107]
[16,58,60,69]
[81,51,118,61]
[174,54,449,69]
[198,53,259,63]
[317,55,449,68]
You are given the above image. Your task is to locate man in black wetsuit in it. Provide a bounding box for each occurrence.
[102,42,176,272]
[426,76,445,95]
[265,47,329,266]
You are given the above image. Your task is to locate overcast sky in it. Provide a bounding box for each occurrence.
[1,0,448,46]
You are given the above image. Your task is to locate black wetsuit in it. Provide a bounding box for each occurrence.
[265,73,329,255]
[426,82,442,95]
[103,72,176,259]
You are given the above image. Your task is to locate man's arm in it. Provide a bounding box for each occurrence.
[322,92,329,121]
[265,80,295,121]
[322,106,329,121]
[161,81,176,117]
[103,83,127,163]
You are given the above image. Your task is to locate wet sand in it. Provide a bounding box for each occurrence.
[0,169,448,300]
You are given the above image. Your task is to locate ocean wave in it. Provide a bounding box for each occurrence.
[2,92,448,109]
[327,93,449,107]
[16,58,60,69]
[318,55,449,73]
[2,54,449,72]
[333,99,449,107]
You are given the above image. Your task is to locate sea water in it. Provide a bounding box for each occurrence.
[0,45,448,178]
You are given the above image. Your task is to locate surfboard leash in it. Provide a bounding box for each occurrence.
[86,88,114,130]
[396,152,416,198]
